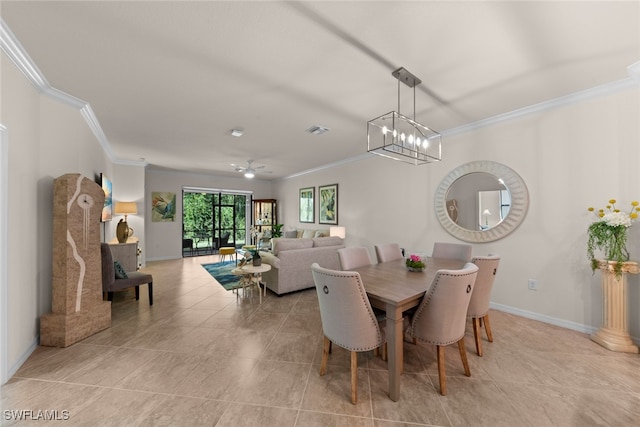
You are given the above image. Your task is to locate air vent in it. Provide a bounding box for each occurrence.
[305,125,330,135]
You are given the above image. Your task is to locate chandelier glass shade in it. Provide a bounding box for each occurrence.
[367,67,442,165]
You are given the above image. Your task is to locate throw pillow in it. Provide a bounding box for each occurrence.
[114,261,128,279]
[302,229,316,239]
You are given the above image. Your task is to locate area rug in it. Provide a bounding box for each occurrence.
[201,261,238,290]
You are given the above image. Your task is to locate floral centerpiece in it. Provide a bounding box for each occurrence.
[587,199,639,276]
[406,254,426,272]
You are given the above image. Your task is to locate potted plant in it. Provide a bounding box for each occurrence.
[587,199,639,277]
[405,254,426,272]
[271,223,284,238]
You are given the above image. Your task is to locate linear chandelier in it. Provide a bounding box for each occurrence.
[367,67,441,165]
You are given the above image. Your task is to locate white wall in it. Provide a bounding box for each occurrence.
[111,163,146,265]
[275,86,640,338]
[145,168,275,261]
[1,54,112,378]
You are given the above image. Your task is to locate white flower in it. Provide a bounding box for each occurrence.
[603,212,632,227]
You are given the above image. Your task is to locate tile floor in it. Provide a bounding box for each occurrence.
[3,254,640,426]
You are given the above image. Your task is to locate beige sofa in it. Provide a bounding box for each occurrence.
[259,236,344,295]
[282,227,331,239]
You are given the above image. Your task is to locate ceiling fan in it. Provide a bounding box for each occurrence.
[230,160,269,178]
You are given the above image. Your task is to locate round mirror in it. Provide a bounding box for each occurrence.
[434,161,529,243]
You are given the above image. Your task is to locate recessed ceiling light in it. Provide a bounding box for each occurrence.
[305,125,330,135]
[230,129,244,137]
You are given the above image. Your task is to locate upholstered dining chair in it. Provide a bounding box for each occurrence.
[468,255,501,356]
[431,242,472,262]
[409,262,479,395]
[374,243,403,263]
[311,263,384,404]
[337,247,373,270]
[101,243,154,305]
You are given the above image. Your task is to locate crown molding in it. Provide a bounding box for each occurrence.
[442,74,640,138]
[114,158,149,168]
[0,18,115,162]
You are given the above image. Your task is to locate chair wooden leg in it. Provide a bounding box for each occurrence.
[483,314,493,342]
[135,286,140,300]
[350,350,358,404]
[436,345,447,396]
[319,336,330,376]
[472,317,483,356]
[457,338,471,377]
[148,282,153,306]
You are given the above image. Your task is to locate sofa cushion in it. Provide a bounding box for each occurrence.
[301,229,316,239]
[314,230,329,238]
[312,236,343,247]
[283,230,298,238]
[272,238,314,256]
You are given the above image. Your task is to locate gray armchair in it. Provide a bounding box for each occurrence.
[101,243,153,305]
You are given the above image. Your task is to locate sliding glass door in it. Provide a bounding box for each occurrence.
[182,189,250,257]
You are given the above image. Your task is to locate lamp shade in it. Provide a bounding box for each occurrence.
[330,226,346,239]
[115,202,137,215]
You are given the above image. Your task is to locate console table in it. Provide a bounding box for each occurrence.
[590,259,639,353]
[108,241,139,272]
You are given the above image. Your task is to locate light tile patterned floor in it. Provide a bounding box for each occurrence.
[3,254,640,426]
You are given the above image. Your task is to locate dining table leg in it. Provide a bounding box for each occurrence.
[386,302,404,401]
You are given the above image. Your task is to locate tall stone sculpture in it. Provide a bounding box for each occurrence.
[40,173,111,347]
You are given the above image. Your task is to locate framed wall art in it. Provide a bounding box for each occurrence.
[151,191,176,222]
[318,183,338,225]
[100,173,112,222]
[299,187,314,223]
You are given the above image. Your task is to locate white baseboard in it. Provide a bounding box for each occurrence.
[490,302,640,346]
[146,255,182,262]
[7,338,38,381]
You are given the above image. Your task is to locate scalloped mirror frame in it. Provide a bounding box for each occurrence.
[434,160,529,243]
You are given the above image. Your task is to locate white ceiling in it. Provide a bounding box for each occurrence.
[2,1,639,180]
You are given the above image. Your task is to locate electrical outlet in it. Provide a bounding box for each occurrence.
[528,279,538,291]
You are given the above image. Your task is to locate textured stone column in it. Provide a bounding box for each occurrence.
[40,173,111,347]
[590,259,639,353]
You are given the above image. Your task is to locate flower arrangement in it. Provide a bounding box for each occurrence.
[587,199,639,276]
[405,254,426,272]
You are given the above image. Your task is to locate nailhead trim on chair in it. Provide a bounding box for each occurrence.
[410,270,477,346]
[318,269,383,352]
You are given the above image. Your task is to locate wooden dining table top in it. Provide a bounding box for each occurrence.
[353,257,466,307]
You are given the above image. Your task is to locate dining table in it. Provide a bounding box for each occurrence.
[353,257,465,401]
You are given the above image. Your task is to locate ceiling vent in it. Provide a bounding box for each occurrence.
[305,125,330,135]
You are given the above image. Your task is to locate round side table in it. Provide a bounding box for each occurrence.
[231,264,271,304]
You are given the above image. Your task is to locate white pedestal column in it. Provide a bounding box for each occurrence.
[590,260,639,353]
